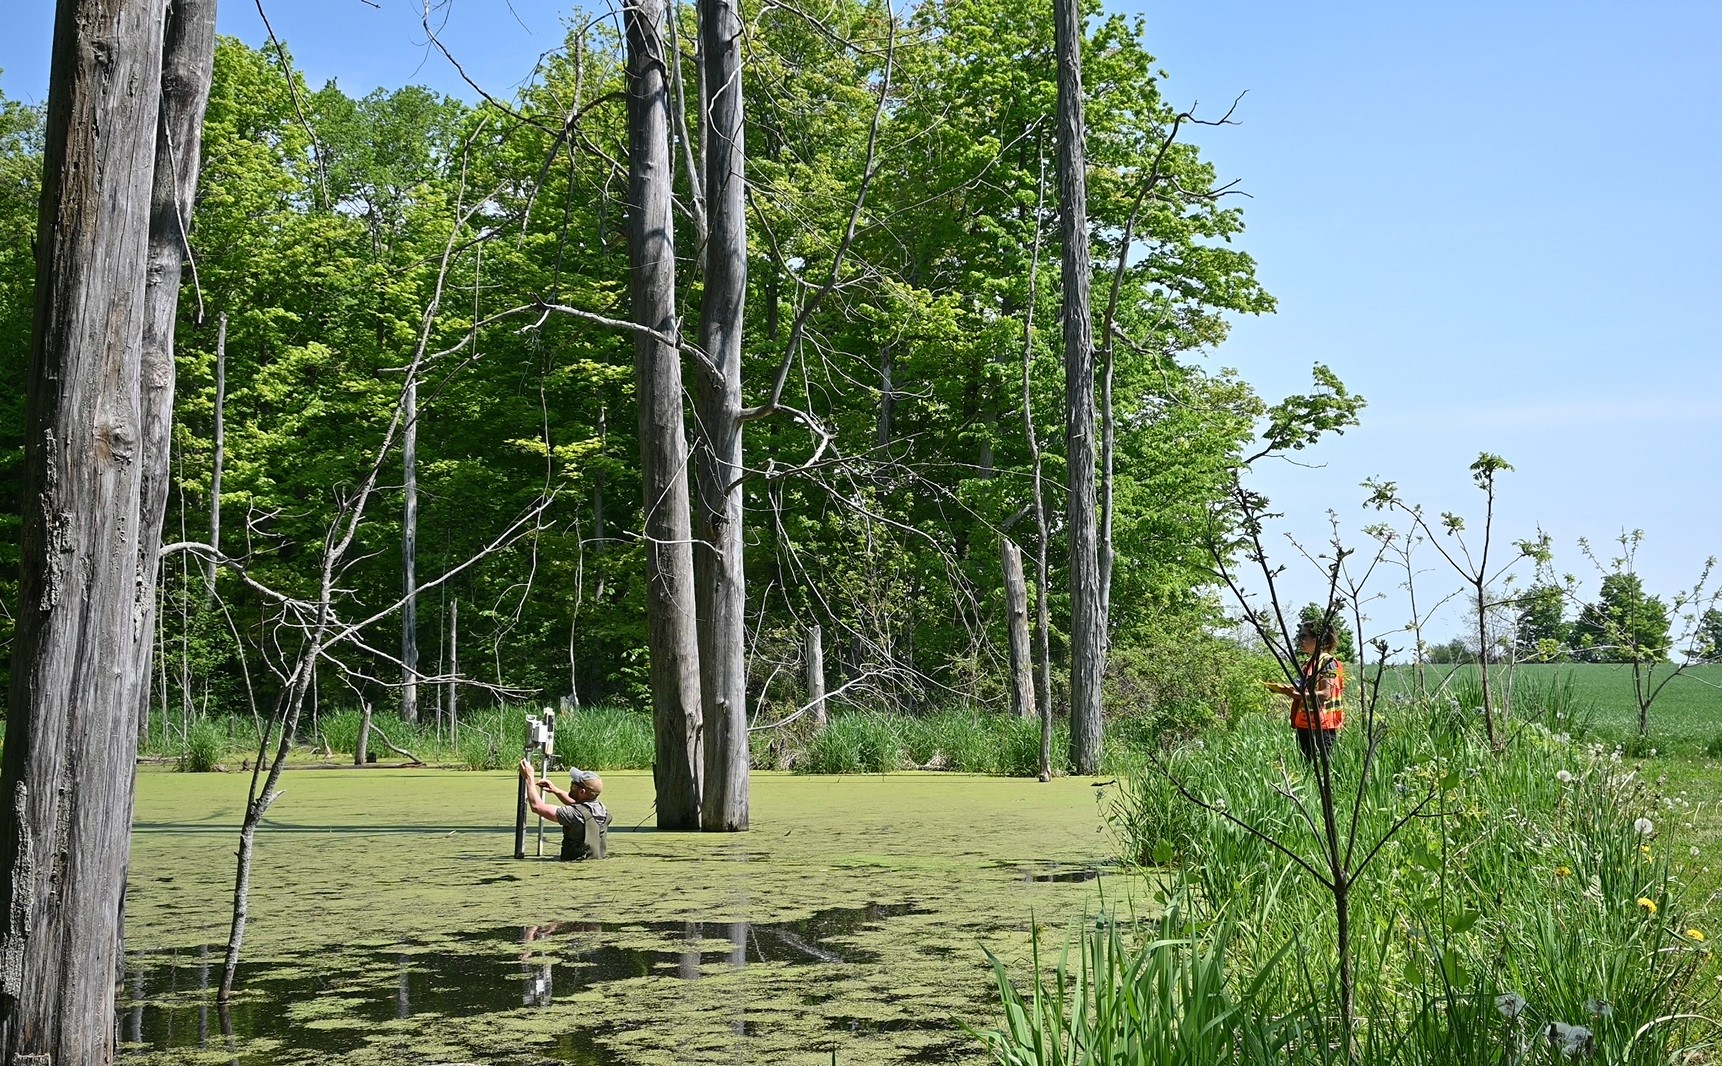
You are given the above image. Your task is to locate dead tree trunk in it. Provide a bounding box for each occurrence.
[876,345,894,450]
[447,597,459,747]
[1053,0,1104,775]
[1020,154,1055,759]
[626,0,705,830]
[694,0,750,832]
[208,311,226,594]
[1099,314,1115,623]
[0,0,175,1058]
[354,698,373,765]
[138,0,217,727]
[1002,539,1037,721]
[805,624,827,730]
[401,371,420,723]
[223,640,324,1002]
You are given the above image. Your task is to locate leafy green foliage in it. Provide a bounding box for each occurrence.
[1,4,1352,727]
[1572,573,1672,664]
[1513,582,1571,662]
[1695,608,1722,663]
[1095,701,1711,1064]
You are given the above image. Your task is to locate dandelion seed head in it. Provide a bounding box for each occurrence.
[1548,1021,1594,1058]
[1496,992,1527,1019]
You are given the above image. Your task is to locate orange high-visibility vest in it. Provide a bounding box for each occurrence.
[1290,655,1345,731]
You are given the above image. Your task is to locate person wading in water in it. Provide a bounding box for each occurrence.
[520,760,611,860]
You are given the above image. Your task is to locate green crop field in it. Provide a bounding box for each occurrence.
[1369,662,1722,753]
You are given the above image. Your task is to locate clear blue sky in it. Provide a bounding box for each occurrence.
[4,1,1718,650]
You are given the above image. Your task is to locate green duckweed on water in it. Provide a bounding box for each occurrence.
[122,768,1136,1065]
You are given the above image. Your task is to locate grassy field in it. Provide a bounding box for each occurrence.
[1373,662,1722,753]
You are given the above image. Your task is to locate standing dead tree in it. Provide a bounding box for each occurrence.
[0,0,213,1060]
[1001,538,1037,722]
[138,0,218,758]
[1017,150,1056,779]
[625,0,705,830]
[402,360,421,724]
[1051,0,1104,775]
[693,0,753,832]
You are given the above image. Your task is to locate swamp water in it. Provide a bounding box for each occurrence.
[121,770,1127,1065]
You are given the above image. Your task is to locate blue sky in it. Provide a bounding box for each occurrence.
[4,1,1718,650]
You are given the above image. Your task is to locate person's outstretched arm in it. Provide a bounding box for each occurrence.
[541,779,576,805]
[519,759,563,820]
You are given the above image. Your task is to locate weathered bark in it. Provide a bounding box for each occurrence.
[1002,539,1036,722]
[694,0,750,832]
[0,1,176,1059]
[138,0,217,731]
[447,597,459,747]
[354,698,373,766]
[1053,0,1104,774]
[208,311,226,593]
[805,624,827,730]
[663,0,705,242]
[1020,157,1055,768]
[626,0,705,830]
[401,371,420,723]
[592,406,607,546]
[876,345,895,450]
[1099,314,1115,621]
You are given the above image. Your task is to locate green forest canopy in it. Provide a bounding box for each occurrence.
[0,0,1363,725]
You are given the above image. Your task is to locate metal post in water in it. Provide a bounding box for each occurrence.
[514,732,529,861]
[536,748,548,858]
[536,707,555,858]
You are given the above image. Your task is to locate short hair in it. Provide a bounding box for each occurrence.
[569,768,603,796]
[1297,617,1339,652]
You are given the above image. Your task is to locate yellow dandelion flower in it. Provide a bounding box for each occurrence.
[1686,928,1706,942]
[1555,866,1573,878]
[1637,897,1659,916]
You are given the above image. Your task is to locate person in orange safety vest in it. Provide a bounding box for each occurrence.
[1265,617,1345,762]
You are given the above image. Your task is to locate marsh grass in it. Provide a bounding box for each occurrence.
[793,709,1085,776]
[176,718,230,773]
[971,910,1299,1066]
[318,705,650,770]
[982,700,1717,1064]
[139,702,1169,777]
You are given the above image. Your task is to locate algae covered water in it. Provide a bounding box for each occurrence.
[120,769,1123,1065]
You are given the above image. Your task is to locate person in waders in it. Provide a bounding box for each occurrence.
[520,760,610,860]
[1265,618,1345,762]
